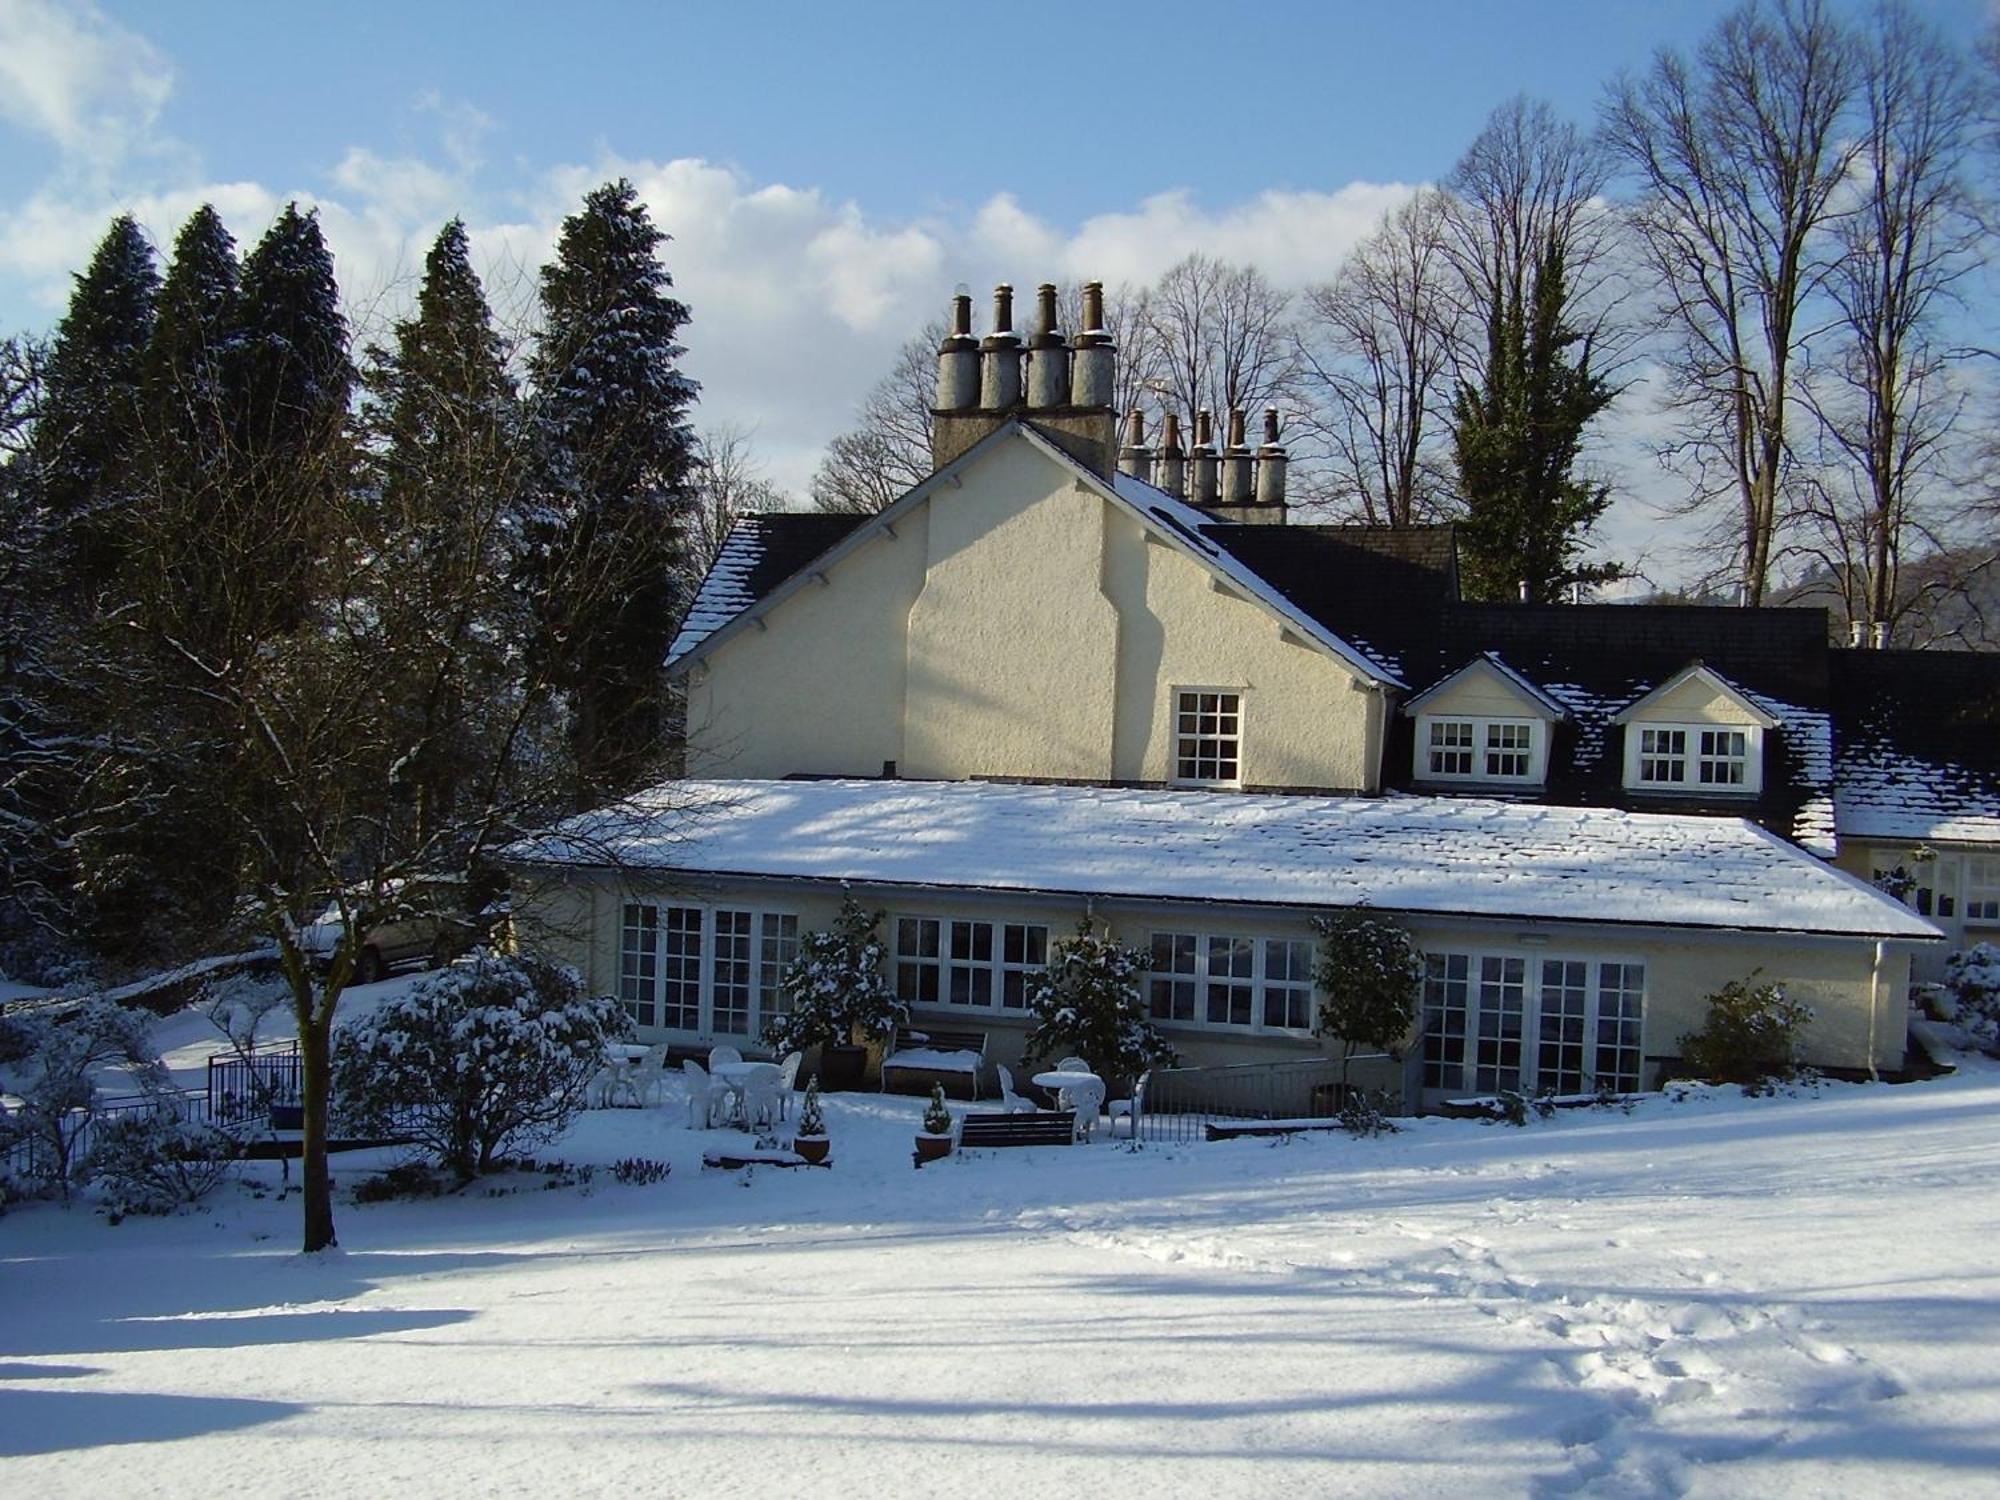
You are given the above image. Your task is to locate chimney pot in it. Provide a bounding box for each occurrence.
[1253,407,1288,517]
[1191,408,1220,507]
[1154,411,1186,497]
[993,283,1014,333]
[1221,407,1255,505]
[1117,408,1154,482]
[1082,280,1106,333]
[1263,407,1280,445]
[1026,281,1070,409]
[979,282,1023,410]
[934,293,980,411]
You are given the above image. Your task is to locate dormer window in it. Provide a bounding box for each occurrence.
[1420,715,1540,783]
[1612,664,1776,799]
[1635,725,1755,790]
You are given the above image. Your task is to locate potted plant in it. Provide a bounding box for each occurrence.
[791,1075,830,1164]
[915,1083,954,1164]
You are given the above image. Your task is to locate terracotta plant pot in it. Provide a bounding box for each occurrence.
[914,1132,953,1164]
[793,1135,830,1164]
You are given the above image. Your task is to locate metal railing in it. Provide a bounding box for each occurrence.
[1,1087,210,1187]
[1132,1056,1355,1144]
[207,1040,302,1126]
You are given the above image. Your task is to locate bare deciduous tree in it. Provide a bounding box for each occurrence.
[1144,254,1301,434]
[1603,0,1861,604]
[810,321,941,514]
[683,421,790,584]
[1796,3,1983,645]
[1294,191,1458,526]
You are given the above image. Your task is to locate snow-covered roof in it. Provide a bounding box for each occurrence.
[1835,746,2000,844]
[666,523,765,665]
[510,778,1938,941]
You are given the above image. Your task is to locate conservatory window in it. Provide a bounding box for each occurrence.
[1147,929,1316,1035]
[896,917,1050,1010]
[1967,858,1999,923]
[1423,949,1646,1096]
[619,903,659,1029]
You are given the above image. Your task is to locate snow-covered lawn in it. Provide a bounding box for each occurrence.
[6,1042,2000,1497]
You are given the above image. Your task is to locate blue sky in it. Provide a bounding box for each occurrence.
[0,0,1993,581]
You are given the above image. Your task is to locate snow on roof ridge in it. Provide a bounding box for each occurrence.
[512,778,1938,941]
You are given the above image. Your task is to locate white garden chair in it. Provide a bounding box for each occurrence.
[709,1044,744,1069]
[682,1059,722,1128]
[740,1064,784,1133]
[625,1045,670,1108]
[1057,1055,1091,1075]
[1108,1071,1150,1139]
[776,1051,803,1119]
[1066,1076,1106,1141]
[995,1064,1036,1114]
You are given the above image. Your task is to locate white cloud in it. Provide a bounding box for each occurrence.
[0,0,172,169]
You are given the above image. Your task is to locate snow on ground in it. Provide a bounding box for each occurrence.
[6,1046,2000,1497]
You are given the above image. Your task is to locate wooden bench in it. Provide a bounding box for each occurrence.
[881,1026,988,1100]
[958,1109,1076,1149]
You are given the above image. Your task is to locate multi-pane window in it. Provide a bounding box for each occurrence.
[1485,722,1533,778]
[1427,719,1474,777]
[894,917,942,1005]
[896,917,1051,1011]
[660,906,704,1031]
[1594,963,1645,1092]
[1417,715,1538,783]
[1473,956,1526,1092]
[1422,953,1471,1090]
[1631,722,1760,793]
[1205,936,1255,1026]
[1148,933,1199,1022]
[1175,690,1242,785]
[1262,940,1314,1030]
[1697,729,1748,786]
[618,904,796,1037]
[619,904,659,1029]
[1147,930,1316,1034]
[1001,923,1048,1008]
[1960,857,1998,923]
[759,913,799,1018]
[1422,949,1646,1096]
[711,910,755,1036]
[1638,727,1687,784]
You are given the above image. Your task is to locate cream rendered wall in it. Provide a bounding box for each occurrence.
[1635,676,1768,725]
[512,866,1913,1107]
[682,428,1384,790]
[1416,666,1547,720]
[683,503,930,779]
[904,442,1119,779]
[1101,509,1379,790]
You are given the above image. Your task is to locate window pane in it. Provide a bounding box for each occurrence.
[1422,952,1471,1091]
[895,916,941,1005]
[1427,719,1474,776]
[1205,935,1254,1026]
[999,923,1047,1010]
[1175,690,1242,784]
[661,907,703,1031]
[619,903,659,1029]
[1474,955,1525,1092]
[712,910,755,1035]
[1536,959,1589,1094]
[758,913,798,1031]
[1484,722,1532,779]
[1149,932,1198,1022]
[1594,963,1644,1092]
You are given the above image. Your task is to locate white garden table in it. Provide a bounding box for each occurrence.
[1031,1069,1105,1139]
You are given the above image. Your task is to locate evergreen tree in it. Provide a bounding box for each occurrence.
[527,178,698,802]
[33,215,158,595]
[1451,244,1620,603]
[361,218,525,847]
[224,203,355,639]
[1021,916,1177,1088]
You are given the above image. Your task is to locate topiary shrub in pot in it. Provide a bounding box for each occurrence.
[915,1082,954,1165]
[791,1074,830,1164]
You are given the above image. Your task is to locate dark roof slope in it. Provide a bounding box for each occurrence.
[665,512,867,664]
[1828,648,2000,842]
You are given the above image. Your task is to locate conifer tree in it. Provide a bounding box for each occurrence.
[527,178,698,802]
[1451,245,1620,603]
[34,215,158,595]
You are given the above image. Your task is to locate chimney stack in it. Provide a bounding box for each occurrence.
[1869,621,1889,649]
[933,292,979,411]
[979,283,1023,410]
[1221,407,1255,506]
[1117,409,1153,482]
[1253,407,1288,516]
[1070,281,1114,408]
[1190,409,1220,506]
[1155,412,1186,497]
[1026,283,1069,410]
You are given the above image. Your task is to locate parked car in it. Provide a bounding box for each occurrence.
[300,877,490,985]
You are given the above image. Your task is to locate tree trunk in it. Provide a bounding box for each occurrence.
[298,1007,338,1253]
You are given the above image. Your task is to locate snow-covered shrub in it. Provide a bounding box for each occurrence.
[762,893,904,1054]
[1023,916,1177,1085]
[1677,977,1813,1087]
[352,1161,443,1203]
[1337,1089,1400,1138]
[1495,1087,1558,1126]
[1943,944,2000,1039]
[0,998,164,1196]
[795,1076,827,1137]
[332,953,625,1181]
[1313,906,1424,1088]
[921,1083,952,1136]
[81,1109,238,1217]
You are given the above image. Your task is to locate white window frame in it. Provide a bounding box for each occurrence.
[1421,946,1646,1097]
[1173,687,1244,788]
[619,901,798,1040]
[1622,720,1762,795]
[1146,929,1318,1038]
[1414,712,1545,785]
[1964,856,1999,925]
[895,915,1050,1012]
